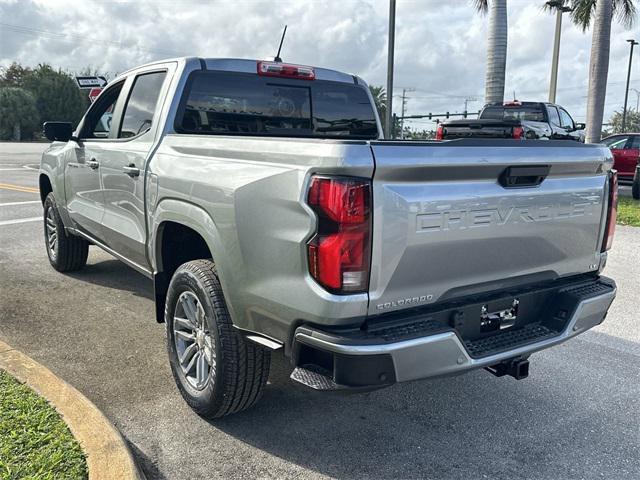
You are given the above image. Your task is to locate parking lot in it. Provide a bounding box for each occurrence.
[0,142,638,479]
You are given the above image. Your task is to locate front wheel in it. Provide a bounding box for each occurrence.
[43,193,89,272]
[165,260,271,418]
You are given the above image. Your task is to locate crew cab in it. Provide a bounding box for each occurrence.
[601,133,640,183]
[40,58,617,418]
[437,101,585,141]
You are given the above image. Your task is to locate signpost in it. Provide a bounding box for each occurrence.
[75,76,107,89]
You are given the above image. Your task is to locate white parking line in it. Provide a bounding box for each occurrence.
[0,217,41,226]
[0,168,31,171]
[0,201,41,207]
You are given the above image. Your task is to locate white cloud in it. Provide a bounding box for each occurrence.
[0,0,638,128]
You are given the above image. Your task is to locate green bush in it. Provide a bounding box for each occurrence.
[0,87,39,140]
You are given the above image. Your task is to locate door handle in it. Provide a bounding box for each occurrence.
[123,164,140,178]
[87,158,99,170]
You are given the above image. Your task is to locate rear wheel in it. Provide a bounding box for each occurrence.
[165,260,271,418]
[43,193,89,272]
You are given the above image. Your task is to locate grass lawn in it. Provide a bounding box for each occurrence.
[617,198,640,227]
[0,370,87,480]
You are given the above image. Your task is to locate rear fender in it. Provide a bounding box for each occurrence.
[150,199,235,322]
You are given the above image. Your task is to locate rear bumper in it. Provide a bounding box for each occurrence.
[291,276,616,390]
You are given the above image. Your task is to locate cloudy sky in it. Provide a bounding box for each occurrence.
[1,0,638,130]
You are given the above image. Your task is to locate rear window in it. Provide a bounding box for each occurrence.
[481,105,546,122]
[175,71,378,139]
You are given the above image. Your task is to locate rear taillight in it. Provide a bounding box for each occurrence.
[306,176,371,293]
[602,170,618,252]
[257,61,315,80]
[435,124,444,140]
[512,126,524,139]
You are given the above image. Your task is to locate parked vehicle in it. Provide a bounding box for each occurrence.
[601,133,640,184]
[437,101,585,141]
[40,58,617,418]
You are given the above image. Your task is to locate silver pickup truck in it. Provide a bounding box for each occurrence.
[40,57,618,418]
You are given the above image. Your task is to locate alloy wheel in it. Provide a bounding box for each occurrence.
[173,291,216,390]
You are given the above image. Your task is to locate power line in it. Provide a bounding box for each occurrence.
[0,22,186,57]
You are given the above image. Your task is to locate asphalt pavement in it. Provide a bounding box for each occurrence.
[0,142,638,480]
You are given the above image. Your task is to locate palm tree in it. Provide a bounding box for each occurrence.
[567,0,636,143]
[369,85,387,120]
[473,0,508,104]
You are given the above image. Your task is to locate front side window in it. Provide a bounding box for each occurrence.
[81,82,124,139]
[119,72,167,139]
[176,71,378,139]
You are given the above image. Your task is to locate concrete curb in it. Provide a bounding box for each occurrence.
[0,339,144,480]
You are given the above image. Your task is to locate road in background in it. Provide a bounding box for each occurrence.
[1,143,638,479]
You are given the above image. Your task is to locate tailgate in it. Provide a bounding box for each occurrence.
[368,140,613,315]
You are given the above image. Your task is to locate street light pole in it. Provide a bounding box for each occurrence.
[622,38,638,132]
[385,0,396,139]
[547,1,572,103]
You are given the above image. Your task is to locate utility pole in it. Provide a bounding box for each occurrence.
[546,1,572,103]
[632,88,640,112]
[464,97,478,117]
[622,38,638,132]
[399,88,415,139]
[385,0,396,139]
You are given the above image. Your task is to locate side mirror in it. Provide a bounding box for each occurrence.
[43,122,74,142]
[574,122,585,131]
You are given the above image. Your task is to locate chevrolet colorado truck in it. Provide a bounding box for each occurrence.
[40,58,617,418]
[437,101,585,141]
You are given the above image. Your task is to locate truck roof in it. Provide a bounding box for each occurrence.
[120,57,364,85]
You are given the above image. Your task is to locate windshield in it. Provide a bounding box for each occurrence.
[481,105,546,122]
[176,71,379,139]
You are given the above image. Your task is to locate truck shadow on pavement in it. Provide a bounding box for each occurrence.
[68,258,154,300]
[208,336,637,479]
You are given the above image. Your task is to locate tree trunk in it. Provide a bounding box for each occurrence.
[12,123,21,142]
[485,0,508,104]
[585,0,612,144]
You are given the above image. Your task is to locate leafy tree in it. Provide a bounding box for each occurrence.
[22,64,87,128]
[0,63,33,88]
[605,109,640,133]
[472,0,508,104]
[0,87,39,141]
[565,0,636,143]
[369,85,387,121]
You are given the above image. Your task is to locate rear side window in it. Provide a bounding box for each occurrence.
[602,136,629,149]
[175,71,378,139]
[629,136,640,149]
[547,106,561,126]
[558,108,574,129]
[481,105,546,122]
[119,71,167,138]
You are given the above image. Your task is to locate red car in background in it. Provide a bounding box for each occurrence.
[601,133,640,183]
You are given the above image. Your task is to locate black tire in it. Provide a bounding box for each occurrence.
[43,193,89,272]
[632,170,640,200]
[165,260,271,418]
